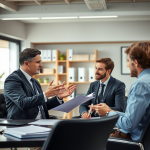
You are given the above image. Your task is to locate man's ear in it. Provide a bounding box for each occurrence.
[24,61,29,66]
[107,69,111,75]
[134,59,138,67]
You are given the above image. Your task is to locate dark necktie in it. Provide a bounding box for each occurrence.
[30,78,46,119]
[98,83,105,104]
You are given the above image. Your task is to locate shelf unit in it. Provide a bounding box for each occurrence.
[33,48,97,119]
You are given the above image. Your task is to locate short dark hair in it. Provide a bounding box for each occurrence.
[19,48,41,66]
[96,58,114,74]
[125,42,150,69]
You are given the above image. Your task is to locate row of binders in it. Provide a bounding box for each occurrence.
[40,49,95,61]
[40,50,57,61]
[69,67,95,82]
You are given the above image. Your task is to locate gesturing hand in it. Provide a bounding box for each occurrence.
[90,103,112,116]
[57,83,76,99]
[45,80,65,98]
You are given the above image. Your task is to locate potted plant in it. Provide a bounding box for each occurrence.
[58,54,65,60]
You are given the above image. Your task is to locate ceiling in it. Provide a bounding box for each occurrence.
[0,0,150,23]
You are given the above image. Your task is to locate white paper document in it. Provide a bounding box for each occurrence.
[28,119,61,126]
[4,125,51,139]
[51,93,94,113]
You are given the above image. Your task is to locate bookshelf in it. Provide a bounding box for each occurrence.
[33,48,98,119]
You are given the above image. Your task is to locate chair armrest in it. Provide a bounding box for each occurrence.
[106,137,144,150]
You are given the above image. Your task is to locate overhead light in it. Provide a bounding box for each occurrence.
[79,16,118,19]
[41,17,78,19]
[1,18,40,20]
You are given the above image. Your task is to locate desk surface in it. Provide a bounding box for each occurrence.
[0,120,48,148]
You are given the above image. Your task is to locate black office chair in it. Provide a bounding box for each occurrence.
[42,114,119,150]
[106,114,150,150]
[0,93,7,118]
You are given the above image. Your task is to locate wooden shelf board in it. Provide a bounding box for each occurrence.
[37,73,56,75]
[58,73,67,75]
[58,60,67,62]
[69,60,95,62]
[69,81,92,84]
[40,83,56,85]
[42,61,56,63]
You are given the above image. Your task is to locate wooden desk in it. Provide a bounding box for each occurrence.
[0,120,48,148]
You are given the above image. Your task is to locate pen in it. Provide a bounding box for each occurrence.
[88,104,93,117]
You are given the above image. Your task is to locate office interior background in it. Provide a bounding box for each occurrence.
[0,0,150,118]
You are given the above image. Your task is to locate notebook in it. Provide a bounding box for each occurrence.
[0,120,28,126]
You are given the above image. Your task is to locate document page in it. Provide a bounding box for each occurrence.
[29,119,61,126]
[51,93,94,113]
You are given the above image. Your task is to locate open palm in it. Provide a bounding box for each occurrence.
[58,84,76,99]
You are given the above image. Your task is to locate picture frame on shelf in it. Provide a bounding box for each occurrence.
[121,47,130,75]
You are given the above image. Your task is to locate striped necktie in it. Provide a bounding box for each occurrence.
[30,78,46,119]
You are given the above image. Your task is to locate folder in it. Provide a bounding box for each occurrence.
[69,67,76,82]
[52,50,56,61]
[43,50,47,61]
[78,68,86,82]
[68,49,73,61]
[89,68,95,82]
[47,50,51,61]
[4,125,51,139]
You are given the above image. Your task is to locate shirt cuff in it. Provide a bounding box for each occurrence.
[43,92,47,102]
[108,110,117,116]
[56,96,63,104]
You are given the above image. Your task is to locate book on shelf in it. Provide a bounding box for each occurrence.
[4,125,51,139]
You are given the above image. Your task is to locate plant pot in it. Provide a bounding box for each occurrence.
[60,57,65,60]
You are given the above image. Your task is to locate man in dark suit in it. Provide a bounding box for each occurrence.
[79,58,126,119]
[4,48,76,120]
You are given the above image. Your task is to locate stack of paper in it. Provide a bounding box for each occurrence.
[4,125,51,139]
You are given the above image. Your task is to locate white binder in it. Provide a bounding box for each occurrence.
[78,68,86,82]
[52,50,56,61]
[43,50,47,61]
[69,68,76,82]
[89,68,95,82]
[68,49,73,61]
[47,50,51,61]
[58,65,63,74]
[69,89,76,100]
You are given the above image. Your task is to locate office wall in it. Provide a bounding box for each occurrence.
[0,20,26,40]
[25,21,150,117]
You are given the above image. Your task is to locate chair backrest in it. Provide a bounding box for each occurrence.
[139,107,150,150]
[0,93,7,118]
[42,114,119,150]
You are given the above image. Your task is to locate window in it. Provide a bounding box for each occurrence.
[0,36,21,89]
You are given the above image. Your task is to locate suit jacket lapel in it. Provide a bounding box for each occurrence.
[17,69,35,95]
[103,76,114,103]
[94,81,100,104]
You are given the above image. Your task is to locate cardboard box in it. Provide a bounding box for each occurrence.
[43,68,55,73]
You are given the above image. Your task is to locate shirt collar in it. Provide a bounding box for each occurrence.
[20,68,32,82]
[100,76,110,86]
[138,68,150,79]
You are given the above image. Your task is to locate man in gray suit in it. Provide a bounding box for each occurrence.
[4,48,76,120]
[79,58,126,119]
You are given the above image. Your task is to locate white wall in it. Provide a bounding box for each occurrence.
[0,20,26,40]
[24,21,150,117]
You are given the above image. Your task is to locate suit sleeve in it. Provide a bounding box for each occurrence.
[110,82,126,112]
[79,84,93,115]
[46,96,64,110]
[5,76,47,111]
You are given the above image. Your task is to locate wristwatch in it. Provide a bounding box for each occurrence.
[106,112,109,116]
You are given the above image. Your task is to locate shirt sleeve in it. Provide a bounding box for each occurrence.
[109,82,150,132]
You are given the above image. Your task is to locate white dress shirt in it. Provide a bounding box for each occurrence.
[96,76,110,103]
[20,68,63,119]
